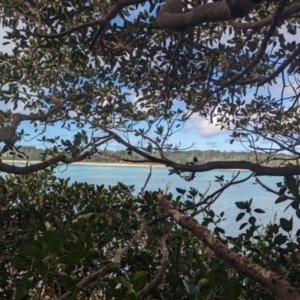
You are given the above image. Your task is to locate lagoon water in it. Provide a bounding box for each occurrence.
[53,164,298,236]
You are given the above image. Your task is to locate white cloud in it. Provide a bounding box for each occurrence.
[186,114,223,137]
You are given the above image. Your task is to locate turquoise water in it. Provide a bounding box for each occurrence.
[52,164,298,235]
[6,162,298,235]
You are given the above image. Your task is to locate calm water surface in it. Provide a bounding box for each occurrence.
[52,164,298,235]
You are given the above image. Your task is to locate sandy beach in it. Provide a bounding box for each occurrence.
[73,161,166,168]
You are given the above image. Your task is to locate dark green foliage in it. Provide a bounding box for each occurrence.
[1,170,300,299]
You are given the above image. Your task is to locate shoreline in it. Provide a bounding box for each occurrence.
[2,160,249,171]
[2,160,166,168]
[72,161,166,168]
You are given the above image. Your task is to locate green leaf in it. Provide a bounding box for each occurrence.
[227,278,241,300]
[125,294,137,300]
[280,217,293,232]
[43,231,60,253]
[133,275,147,293]
[254,208,265,214]
[279,187,287,196]
[239,222,247,230]
[236,212,245,221]
[274,233,287,245]
[291,200,299,210]
[59,275,76,291]
[133,271,149,281]
[207,210,215,218]
[176,187,186,195]
[19,246,43,258]
[15,277,30,300]
[235,201,248,210]
[248,216,256,225]
[214,227,225,234]
[215,175,224,182]
[285,176,299,197]
[59,250,90,264]
[275,195,289,204]
[118,275,131,291]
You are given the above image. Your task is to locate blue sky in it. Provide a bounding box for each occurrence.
[9,97,236,151]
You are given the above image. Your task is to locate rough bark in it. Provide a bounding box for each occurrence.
[155,0,265,31]
[0,127,19,146]
[157,194,300,300]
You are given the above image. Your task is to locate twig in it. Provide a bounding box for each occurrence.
[141,165,152,196]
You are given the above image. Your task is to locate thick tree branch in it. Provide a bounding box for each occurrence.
[94,126,300,177]
[0,147,97,174]
[155,0,265,31]
[157,194,300,300]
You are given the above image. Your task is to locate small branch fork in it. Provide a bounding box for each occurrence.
[58,223,147,300]
[0,94,70,146]
[212,0,289,96]
[21,0,148,48]
[157,193,300,300]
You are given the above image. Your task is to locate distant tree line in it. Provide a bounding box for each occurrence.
[1,146,293,167]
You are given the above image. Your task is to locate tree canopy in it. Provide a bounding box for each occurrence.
[0,0,300,174]
[1,0,300,299]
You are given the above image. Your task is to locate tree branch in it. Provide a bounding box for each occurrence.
[155,0,265,31]
[0,149,94,174]
[96,126,300,177]
[0,97,69,146]
[137,227,170,299]
[58,223,148,300]
[228,2,300,30]
[157,194,300,300]
[22,0,148,55]
[213,0,289,96]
